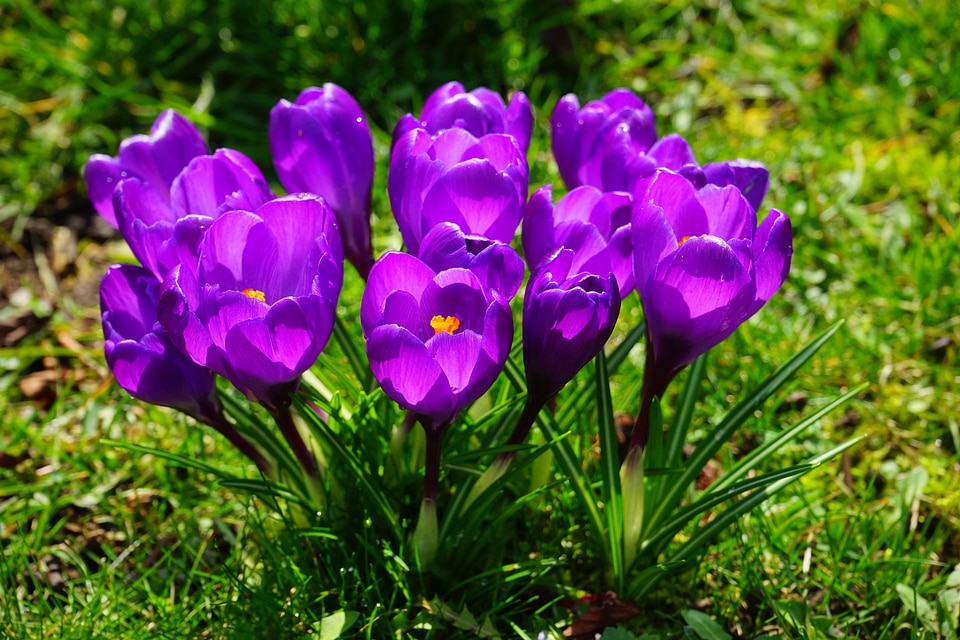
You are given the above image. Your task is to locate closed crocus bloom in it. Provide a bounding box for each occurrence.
[523,249,621,402]
[418,222,525,301]
[100,263,220,424]
[702,159,770,213]
[112,148,275,280]
[632,169,792,381]
[551,89,657,191]
[392,81,533,153]
[389,127,528,255]
[360,251,513,430]
[522,184,635,298]
[85,110,208,228]
[269,84,375,277]
[158,194,343,409]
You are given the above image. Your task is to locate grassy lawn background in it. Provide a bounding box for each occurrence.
[2,0,958,637]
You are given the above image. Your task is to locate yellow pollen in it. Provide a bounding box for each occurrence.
[242,288,266,302]
[430,315,460,335]
[678,234,707,247]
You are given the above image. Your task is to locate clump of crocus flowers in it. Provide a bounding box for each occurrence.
[88,82,791,571]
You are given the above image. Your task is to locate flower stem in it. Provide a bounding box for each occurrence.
[271,402,319,479]
[628,336,675,453]
[206,409,273,479]
[422,424,445,504]
[463,394,547,509]
[414,422,447,571]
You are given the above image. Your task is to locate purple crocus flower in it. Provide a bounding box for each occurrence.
[269,84,376,278]
[360,251,513,430]
[418,222,525,301]
[392,81,534,153]
[100,263,220,424]
[389,127,528,255]
[632,169,792,384]
[523,249,621,402]
[112,148,275,280]
[522,184,635,298]
[551,89,657,191]
[85,110,208,228]
[158,194,343,409]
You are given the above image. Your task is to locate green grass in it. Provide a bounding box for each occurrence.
[2,0,959,637]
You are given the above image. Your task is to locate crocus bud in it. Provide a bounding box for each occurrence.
[392,81,533,153]
[522,184,634,297]
[522,249,621,401]
[270,84,375,277]
[389,127,528,255]
[100,263,221,424]
[360,251,513,430]
[85,110,207,228]
[159,194,343,410]
[632,169,792,382]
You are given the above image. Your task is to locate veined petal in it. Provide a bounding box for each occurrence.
[421,159,522,243]
[697,184,757,242]
[427,330,483,393]
[367,325,456,423]
[361,251,436,336]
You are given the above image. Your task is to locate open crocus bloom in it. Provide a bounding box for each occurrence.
[85,110,208,228]
[360,251,513,430]
[632,169,792,380]
[522,184,635,298]
[522,249,621,402]
[389,127,529,255]
[158,194,343,409]
[417,222,525,301]
[100,263,221,424]
[392,81,533,153]
[112,148,275,281]
[269,84,375,277]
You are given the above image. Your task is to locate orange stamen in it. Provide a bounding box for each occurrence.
[242,288,266,302]
[430,315,460,335]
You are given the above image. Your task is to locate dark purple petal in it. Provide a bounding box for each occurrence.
[522,251,621,399]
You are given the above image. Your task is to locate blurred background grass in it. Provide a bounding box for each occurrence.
[2,0,959,637]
